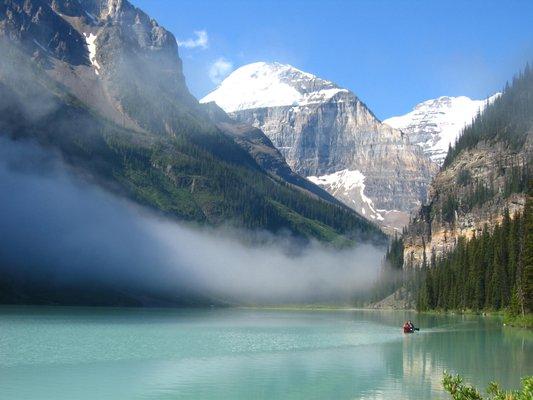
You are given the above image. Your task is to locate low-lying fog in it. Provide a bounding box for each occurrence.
[0,137,385,305]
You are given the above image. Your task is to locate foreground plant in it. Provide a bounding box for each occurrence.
[442,372,533,400]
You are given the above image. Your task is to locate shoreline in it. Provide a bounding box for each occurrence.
[0,303,530,327]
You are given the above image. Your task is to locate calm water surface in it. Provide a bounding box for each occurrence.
[0,307,531,399]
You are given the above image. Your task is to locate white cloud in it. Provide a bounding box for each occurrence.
[209,57,233,84]
[177,30,209,49]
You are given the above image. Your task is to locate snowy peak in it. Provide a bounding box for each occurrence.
[200,62,349,112]
[384,94,500,165]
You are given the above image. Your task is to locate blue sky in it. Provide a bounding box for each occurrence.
[131,0,533,120]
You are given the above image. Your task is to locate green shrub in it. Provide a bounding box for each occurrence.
[442,372,533,400]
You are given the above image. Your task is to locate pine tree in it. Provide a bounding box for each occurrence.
[522,198,533,314]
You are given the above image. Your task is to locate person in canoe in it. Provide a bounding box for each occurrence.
[403,320,419,333]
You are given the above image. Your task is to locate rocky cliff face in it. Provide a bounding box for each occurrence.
[384,95,500,165]
[402,141,530,268]
[202,102,348,207]
[1,0,203,133]
[202,62,438,231]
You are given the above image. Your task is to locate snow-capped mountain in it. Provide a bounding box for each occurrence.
[384,94,500,165]
[201,62,349,112]
[202,62,438,231]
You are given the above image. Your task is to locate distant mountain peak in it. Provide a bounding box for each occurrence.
[384,94,501,165]
[200,62,349,112]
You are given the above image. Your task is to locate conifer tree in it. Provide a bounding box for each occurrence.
[523,198,533,313]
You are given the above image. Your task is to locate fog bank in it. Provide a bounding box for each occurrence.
[0,137,385,305]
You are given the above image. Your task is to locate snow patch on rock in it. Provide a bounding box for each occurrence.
[84,33,100,75]
[308,169,384,222]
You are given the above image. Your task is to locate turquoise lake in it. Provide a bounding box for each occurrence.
[0,307,531,399]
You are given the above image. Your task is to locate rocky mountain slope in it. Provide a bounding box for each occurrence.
[202,62,438,232]
[384,94,500,165]
[0,0,382,243]
[402,67,532,268]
